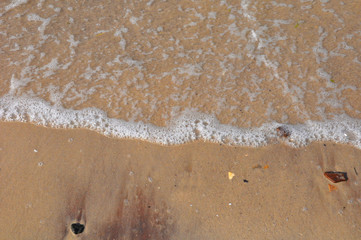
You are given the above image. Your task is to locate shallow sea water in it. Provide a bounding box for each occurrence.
[0,0,360,147]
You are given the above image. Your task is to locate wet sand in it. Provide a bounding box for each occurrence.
[2,0,361,127]
[0,122,360,239]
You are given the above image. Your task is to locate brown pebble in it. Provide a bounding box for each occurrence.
[324,171,348,183]
[276,126,290,138]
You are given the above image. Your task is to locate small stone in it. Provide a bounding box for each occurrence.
[324,171,348,183]
[276,126,291,138]
[71,223,85,235]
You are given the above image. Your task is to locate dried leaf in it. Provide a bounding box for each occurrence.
[328,184,337,192]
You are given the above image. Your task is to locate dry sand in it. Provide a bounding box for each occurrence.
[0,122,360,239]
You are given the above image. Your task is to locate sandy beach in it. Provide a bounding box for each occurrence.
[1,0,361,239]
[0,122,360,239]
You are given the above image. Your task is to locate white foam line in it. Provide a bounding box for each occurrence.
[0,95,360,149]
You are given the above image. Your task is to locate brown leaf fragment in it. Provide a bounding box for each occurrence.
[328,184,337,192]
[324,171,348,183]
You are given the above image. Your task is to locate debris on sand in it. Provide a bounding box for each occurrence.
[228,172,235,180]
[71,223,85,235]
[324,171,348,183]
[276,126,291,138]
[252,164,262,169]
[263,164,269,169]
[328,184,337,192]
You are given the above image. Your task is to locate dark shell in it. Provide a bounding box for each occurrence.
[324,171,348,183]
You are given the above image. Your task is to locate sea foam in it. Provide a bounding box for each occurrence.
[0,95,360,149]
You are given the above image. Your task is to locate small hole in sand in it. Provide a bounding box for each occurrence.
[71,223,85,235]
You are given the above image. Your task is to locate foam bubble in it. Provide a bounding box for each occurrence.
[0,95,360,149]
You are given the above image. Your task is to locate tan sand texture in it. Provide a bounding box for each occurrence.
[1,0,361,239]
[0,122,360,239]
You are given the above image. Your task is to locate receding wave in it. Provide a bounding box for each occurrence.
[1,95,360,149]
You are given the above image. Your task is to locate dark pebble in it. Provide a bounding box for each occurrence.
[71,223,85,235]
